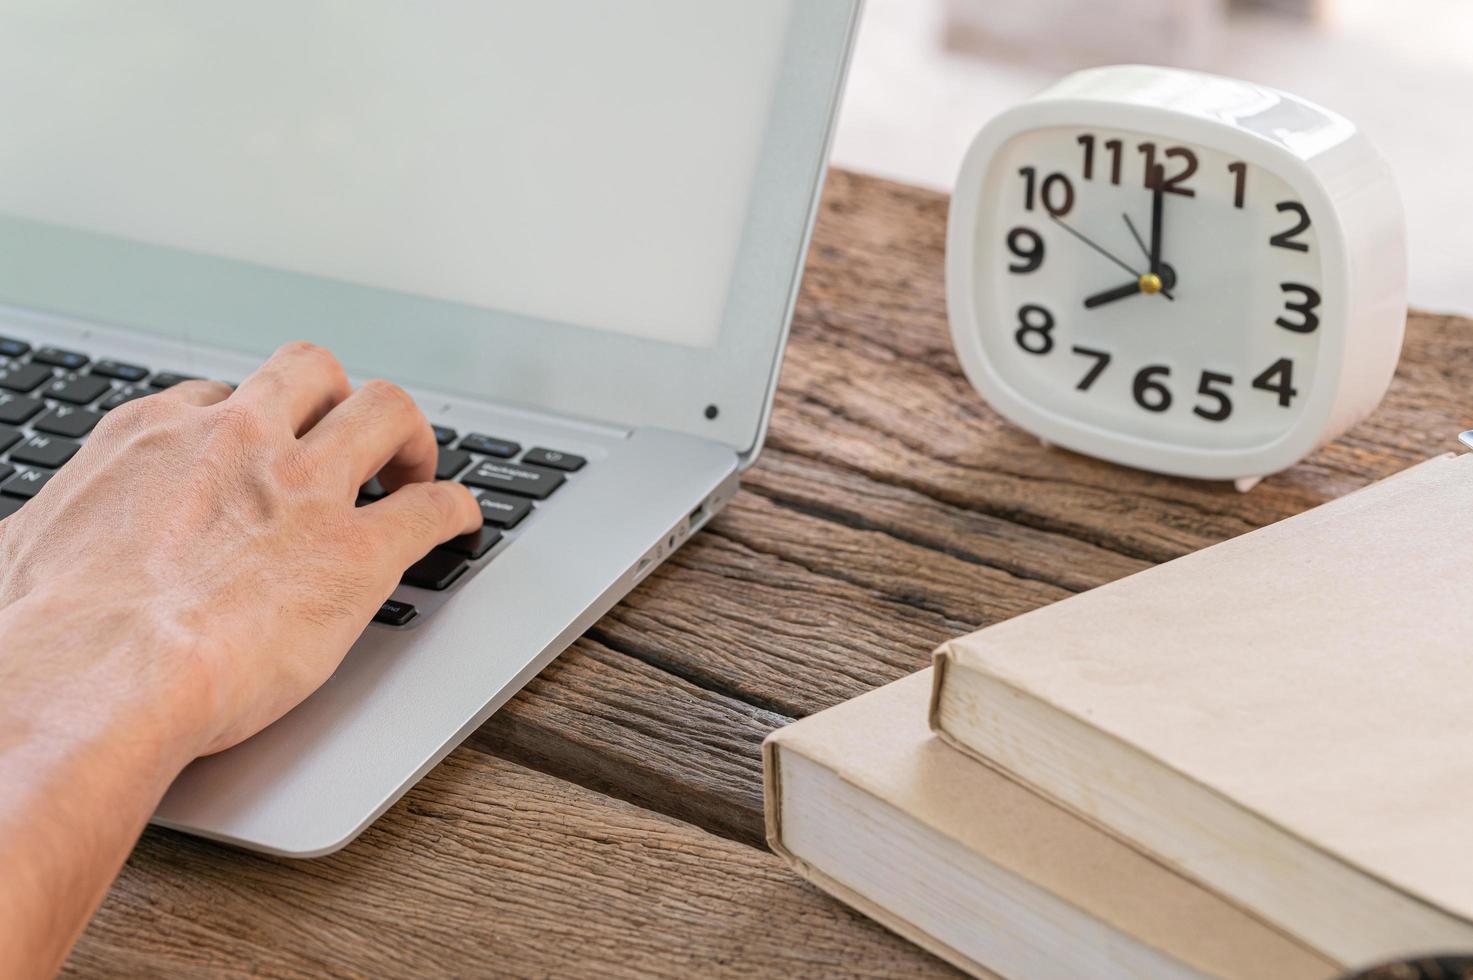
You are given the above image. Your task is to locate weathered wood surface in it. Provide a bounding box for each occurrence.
[68,170,1473,976]
[67,748,943,978]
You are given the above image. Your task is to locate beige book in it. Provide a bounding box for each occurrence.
[932,453,1473,967]
[764,670,1336,980]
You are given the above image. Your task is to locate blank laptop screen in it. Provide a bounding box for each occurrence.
[0,1,792,349]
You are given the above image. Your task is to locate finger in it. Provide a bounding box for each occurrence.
[359,481,482,567]
[153,378,234,408]
[230,341,351,436]
[300,378,438,491]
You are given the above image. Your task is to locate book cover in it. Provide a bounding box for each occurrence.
[932,453,1473,963]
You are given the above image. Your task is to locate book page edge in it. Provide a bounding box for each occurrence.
[763,735,1004,979]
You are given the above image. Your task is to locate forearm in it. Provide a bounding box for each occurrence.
[0,343,478,975]
[0,587,205,979]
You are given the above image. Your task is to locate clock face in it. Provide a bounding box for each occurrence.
[973,124,1325,451]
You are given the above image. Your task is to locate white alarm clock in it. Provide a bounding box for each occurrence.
[946,65,1406,490]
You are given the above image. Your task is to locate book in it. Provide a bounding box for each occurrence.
[764,670,1336,979]
[931,453,1473,967]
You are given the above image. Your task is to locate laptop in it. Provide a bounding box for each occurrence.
[0,1,861,856]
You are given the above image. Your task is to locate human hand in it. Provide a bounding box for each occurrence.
[0,341,481,760]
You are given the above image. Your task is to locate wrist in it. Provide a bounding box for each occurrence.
[0,582,213,978]
[0,582,216,781]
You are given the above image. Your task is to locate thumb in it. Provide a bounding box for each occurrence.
[360,480,482,569]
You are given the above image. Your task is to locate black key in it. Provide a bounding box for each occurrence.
[0,495,22,520]
[10,434,80,469]
[149,371,198,389]
[459,433,520,458]
[462,459,564,499]
[0,463,13,485]
[436,448,473,480]
[98,385,151,411]
[359,477,388,502]
[0,336,30,358]
[34,406,103,439]
[90,359,151,383]
[373,599,417,626]
[31,346,89,370]
[522,447,586,472]
[0,393,44,425]
[45,373,112,405]
[432,425,457,446]
[473,489,533,529]
[401,550,469,591]
[442,527,501,560]
[0,363,52,393]
[0,425,20,454]
[1,468,52,499]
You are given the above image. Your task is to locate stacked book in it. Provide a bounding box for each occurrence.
[765,453,1473,979]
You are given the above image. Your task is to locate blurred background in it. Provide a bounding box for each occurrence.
[831,0,1473,314]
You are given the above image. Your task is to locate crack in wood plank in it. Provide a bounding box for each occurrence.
[472,637,787,846]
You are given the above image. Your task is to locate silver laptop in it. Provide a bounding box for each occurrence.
[0,1,860,856]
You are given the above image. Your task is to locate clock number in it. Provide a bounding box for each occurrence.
[1042,174,1075,216]
[1270,202,1312,252]
[1276,283,1322,333]
[1132,364,1172,413]
[1076,135,1123,185]
[1139,143,1198,196]
[1252,358,1299,407]
[1070,345,1111,391]
[1228,161,1247,209]
[1019,167,1037,209]
[1014,304,1055,355]
[1193,371,1234,422]
[1018,167,1075,217]
[1006,227,1045,273]
[1138,143,1156,184]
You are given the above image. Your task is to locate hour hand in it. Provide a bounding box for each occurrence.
[1083,280,1141,309]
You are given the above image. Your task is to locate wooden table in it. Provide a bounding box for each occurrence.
[66,171,1472,977]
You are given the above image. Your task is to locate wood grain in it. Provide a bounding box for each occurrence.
[473,636,786,845]
[66,747,952,978]
[68,170,1473,975]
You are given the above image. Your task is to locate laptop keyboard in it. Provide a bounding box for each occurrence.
[0,333,589,629]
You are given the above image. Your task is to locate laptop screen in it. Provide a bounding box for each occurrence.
[0,1,791,350]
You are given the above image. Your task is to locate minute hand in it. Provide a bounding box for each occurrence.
[1122,212,1175,301]
[1148,164,1165,275]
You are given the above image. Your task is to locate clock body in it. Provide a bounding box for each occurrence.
[946,65,1406,482]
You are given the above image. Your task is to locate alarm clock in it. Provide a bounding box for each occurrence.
[946,65,1406,490]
